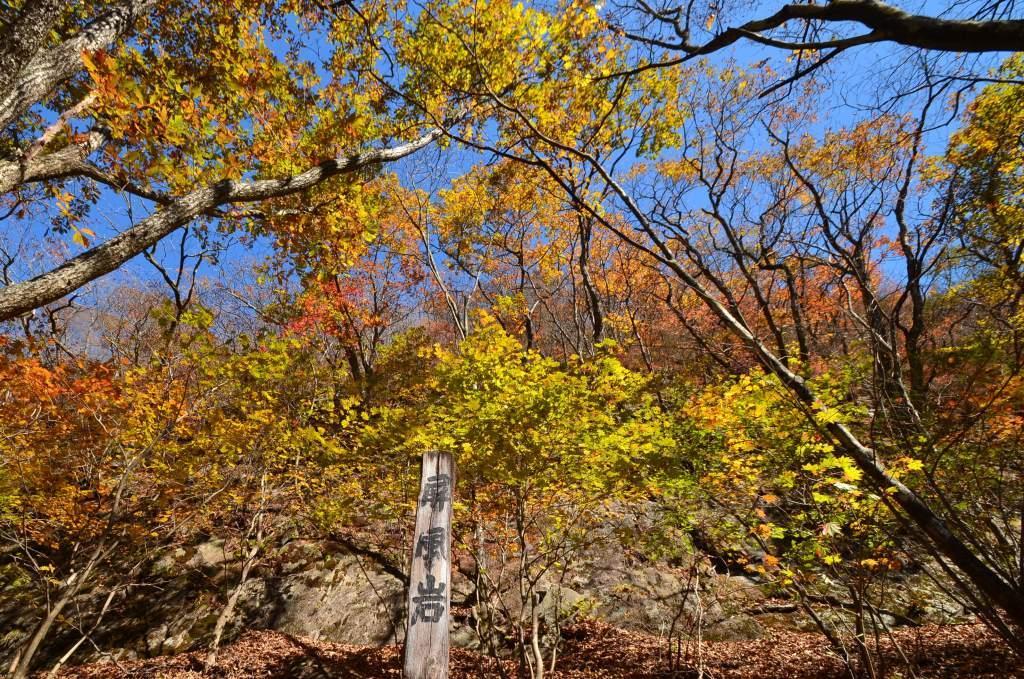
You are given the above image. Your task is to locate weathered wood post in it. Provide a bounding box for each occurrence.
[403,451,454,679]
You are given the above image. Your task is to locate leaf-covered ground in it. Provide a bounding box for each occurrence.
[51,621,1023,678]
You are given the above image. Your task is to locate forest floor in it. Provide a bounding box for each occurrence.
[51,620,1022,679]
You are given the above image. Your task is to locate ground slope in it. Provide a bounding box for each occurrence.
[51,621,1022,678]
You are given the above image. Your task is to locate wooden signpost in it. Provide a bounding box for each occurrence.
[403,451,454,679]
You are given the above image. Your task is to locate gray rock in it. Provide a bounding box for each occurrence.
[188,539,230,570]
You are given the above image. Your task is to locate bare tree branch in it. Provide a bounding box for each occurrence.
[633,0,1024,56]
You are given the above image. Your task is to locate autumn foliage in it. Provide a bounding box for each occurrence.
[2,0,1024,676]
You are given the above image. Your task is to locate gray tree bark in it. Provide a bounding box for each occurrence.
[0,0,67,99]
[0,131,439,321]
[0,0,156,130]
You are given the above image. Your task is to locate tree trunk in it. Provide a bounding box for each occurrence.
[10,543,108,679]
[204,542,260,672]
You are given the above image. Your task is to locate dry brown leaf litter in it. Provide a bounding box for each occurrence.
[49,621,1023,678]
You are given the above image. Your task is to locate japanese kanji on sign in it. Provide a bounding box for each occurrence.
[403,451,454,679]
